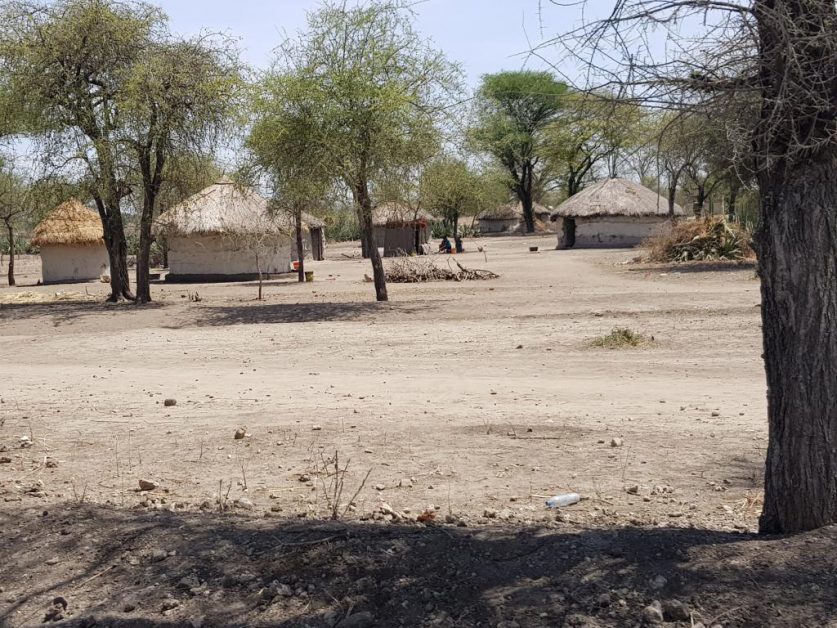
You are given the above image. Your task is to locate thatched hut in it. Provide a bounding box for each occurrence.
[156,181,294,282]
[550,178,685,248]
[31,199,109,284]
[477,202,552,234]
[372,202,436,257]
[276,211,326,262]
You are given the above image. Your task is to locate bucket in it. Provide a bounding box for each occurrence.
[529,246,539,252]
[292,260,300,271]
[305,271,314,282]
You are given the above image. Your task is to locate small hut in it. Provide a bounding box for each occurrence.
[156,181,293,282]
[550,178,685,248]
[31,199,109,284]
[372,203,435,257]
[303,212,326,261]
[477,202,552,234]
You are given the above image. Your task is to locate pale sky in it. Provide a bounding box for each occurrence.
[156,0,576,87]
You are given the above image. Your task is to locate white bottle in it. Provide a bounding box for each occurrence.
[545,493,581,508]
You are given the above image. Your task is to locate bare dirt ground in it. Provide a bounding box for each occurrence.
[1,236,835,627]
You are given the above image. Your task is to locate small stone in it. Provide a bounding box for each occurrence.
[373,483,385,491]
[138,479,157,491]
[399,478,413,488]
[123,604,136,613]
[234,427,246,440]
[650,575,667,590]
[626,484,639,495]
[298,474,311,482]
[610,438,624,448]
[235,497,254,510]
[0,457,11,464]
[596,592,611,606]
[311,425,322,431]
[161,598,180,611]
[711,411,720,417]
[445,514,457,524]
[642,601,664,624]
[483,509,497,519]
[45,458,58,468]
[150,549,168,562]
[45,557,59,565]
[336,611,375,628]
[164,399,177,407]
[662,599,691,622]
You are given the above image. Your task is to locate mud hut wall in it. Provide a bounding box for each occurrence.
[39,244,110,284]
[167,234,293,277]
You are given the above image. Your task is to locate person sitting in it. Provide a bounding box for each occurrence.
[454,235,464,253]
[438,235,452,254]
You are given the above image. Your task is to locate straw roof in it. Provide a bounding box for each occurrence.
[156,181,289,237]
[550,178,685,219]
[372,202,436,227]
[480,201,551,221]
[31,199,104,247]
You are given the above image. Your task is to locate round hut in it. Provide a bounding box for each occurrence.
[31,199,109,284]
[550,178,685,248]
[372,202,436,257]
[155,181,294,282]
[477,201,552,234]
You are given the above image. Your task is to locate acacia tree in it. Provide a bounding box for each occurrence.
[248,73,332,283]
[420,158,497,240]
[273,1,458,302]
[121,37,242,303]
[470,71,567,233]
[540,0,837,533]
[0,0,163,301]
[0,168,30,286]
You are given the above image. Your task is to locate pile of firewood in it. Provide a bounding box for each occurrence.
[385,257,499,283]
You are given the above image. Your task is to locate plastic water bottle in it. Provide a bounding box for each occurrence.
[545,493,581,508]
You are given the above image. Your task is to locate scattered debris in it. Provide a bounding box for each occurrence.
[233,427,247,440]
[138,479,157,492]
[386,257,499,283]
[163,399,177,407]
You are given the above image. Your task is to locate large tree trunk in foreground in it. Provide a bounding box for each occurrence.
[519,175,535,233]
[295,210,305,283]
[756,157,837,534]
[5,223,14,286]
[102,216,134,302]
[355,182,387,302]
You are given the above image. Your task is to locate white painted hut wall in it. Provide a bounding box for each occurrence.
[561,216,671,247]
[40,244,110,283]
[478,218,519,234]
[168,235,292,276]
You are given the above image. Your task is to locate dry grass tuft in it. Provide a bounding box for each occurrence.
[589,327,652,349]
[644,217,754,263]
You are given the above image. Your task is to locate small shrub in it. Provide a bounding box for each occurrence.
[644,217,754,262]
[589,328,651,349]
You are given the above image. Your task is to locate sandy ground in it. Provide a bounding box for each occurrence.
[1,236,822,627]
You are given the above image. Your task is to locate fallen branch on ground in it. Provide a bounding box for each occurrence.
[386,257,499,283]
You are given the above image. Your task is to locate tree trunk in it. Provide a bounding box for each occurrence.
[695,183,707,217]
[355,182,387,302]
[102,216,134,302]
[295,209,305,283]
[559,217,576,249]
[756,157,837,534]
[5,222,14,287]
[667,183,678,221]
[136,208,153,304]
[520,186,535,233]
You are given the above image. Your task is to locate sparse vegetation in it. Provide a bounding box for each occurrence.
[589,327,651,349]
[645,217,754,263]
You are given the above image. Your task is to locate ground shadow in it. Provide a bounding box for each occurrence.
[627,261,757,275]
[176,301,427,328]
[0,301,168,327]
[0,504,834,627]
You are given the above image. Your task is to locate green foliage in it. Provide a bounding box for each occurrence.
[321,208,362,242]
[589,328,650,349]
[469,71,567,228]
